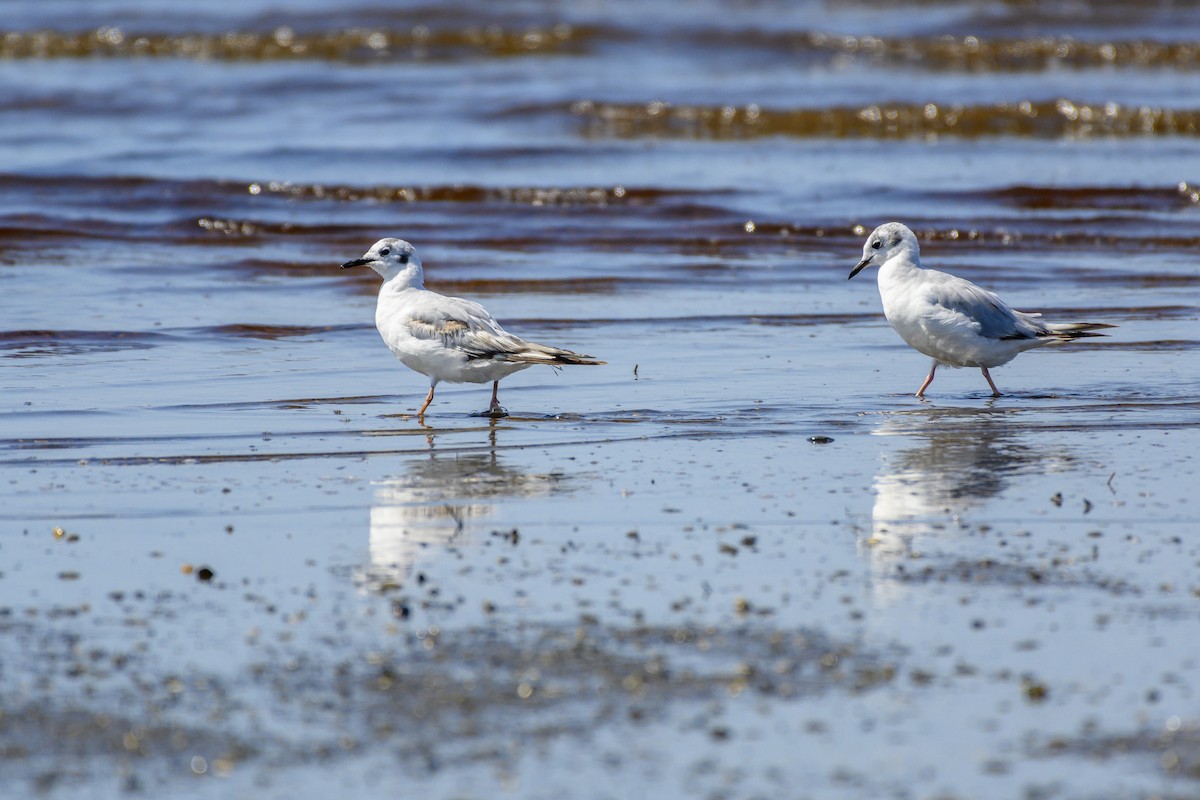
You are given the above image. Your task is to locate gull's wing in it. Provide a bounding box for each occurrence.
[403,293,512,354]
[922,270,1045,341]
[401,293,603,365]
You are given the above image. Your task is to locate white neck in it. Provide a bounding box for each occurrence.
[876,249,923,293]
[376,263,425,290]
[886,241,921,267]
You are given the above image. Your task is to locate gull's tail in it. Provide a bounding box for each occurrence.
[492,338,606,366]
[456,330,606,365]
[505,348,606,366]
[1042,322,1117,340]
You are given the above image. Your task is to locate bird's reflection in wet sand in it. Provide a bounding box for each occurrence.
[860,407,1076,602]
[359,423,569,590]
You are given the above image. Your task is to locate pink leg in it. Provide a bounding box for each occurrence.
[981,367,1002,397]
[487,381,508,417]
[915,361,937,398]
[417,384,436,417]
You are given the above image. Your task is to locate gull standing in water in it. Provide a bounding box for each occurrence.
[342,238,604,418]
[849,222,1113,397]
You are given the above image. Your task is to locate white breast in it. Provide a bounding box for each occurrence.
[374,287,531,385]
[876,260,1025,369]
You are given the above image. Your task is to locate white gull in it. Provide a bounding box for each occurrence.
[849,222,1113,397]
[342,238,604,418]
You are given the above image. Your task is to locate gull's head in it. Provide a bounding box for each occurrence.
[848,222,919,279]
[341,238,424,284]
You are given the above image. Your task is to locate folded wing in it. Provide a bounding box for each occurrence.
[923,272,1113,343]
[405,295,604,365]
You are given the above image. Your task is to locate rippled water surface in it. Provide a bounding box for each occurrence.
[2,1,1199,798]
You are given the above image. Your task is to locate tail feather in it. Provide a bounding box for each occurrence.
[500,340,606,366]
[504,351,606,365]
[1042,322,1116,340]
[458,331,605,365]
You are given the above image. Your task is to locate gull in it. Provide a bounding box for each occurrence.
[849,222,1113,397]
[341,238,604,418]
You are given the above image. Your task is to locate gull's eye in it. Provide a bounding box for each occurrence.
[380,247,391,256]
[399,253,409,264]
[871,240,882,250]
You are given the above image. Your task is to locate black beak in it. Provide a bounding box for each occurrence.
[341,257,373,269]
[848,257,872,280]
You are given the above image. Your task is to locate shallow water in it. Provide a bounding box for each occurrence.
[2,1,1200,798]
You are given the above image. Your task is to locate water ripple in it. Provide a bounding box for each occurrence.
[6,27,1200,72]
[0,24,591,61]
[244,180,670,207]
[728,31,1200,72]
[0,329,172,358]
[571,99,1200,140]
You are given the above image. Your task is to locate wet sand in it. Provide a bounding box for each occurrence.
[5,352,1199,798]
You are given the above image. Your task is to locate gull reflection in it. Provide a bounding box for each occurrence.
[360,449,567,590]
[860,407,1075,602]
